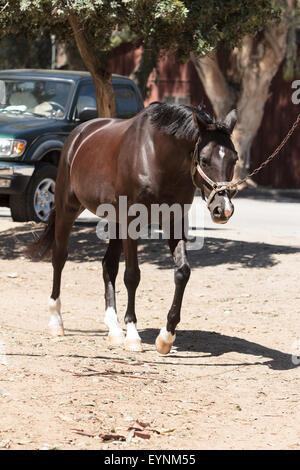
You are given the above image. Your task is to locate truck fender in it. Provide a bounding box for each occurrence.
[29,139,64,162]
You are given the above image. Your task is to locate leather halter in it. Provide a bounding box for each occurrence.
[191,136,237,207]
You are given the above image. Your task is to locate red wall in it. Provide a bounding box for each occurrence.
[251,60,300,188]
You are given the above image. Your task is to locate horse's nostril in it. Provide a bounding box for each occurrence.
[213,206,222,217]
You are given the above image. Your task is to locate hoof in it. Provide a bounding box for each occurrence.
[155,328,175,355]
[108,332,125,345]
[47,324,65,337]
[155,336,172,355]
[124,339,143,352]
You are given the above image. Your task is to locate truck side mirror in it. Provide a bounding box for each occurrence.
[78,108,98,122]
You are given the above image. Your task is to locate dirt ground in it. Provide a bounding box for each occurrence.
[0,213,299,450]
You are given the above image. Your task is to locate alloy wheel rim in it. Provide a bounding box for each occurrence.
[33,178,55,222]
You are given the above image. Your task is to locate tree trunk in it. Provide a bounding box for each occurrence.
[68,13,115,118]
[130,47,158,100]
[191,22,289,185]
[232,28,288,181]
[190,50,235,119]
[56,41,86,71]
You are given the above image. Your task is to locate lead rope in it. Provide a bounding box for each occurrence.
[191,112,300,205]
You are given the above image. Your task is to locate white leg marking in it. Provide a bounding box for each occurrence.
[155,327,176,355]
[126,322,141,341]
[124,322,143,352]
[160,327,176,344]
[104,307,124,345]
[48,297,65,336]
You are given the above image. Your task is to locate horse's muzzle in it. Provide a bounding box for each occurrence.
[211,199,234,224]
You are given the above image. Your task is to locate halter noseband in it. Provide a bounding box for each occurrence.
[191,136,237,207]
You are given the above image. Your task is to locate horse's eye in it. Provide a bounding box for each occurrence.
[201,157,209,167]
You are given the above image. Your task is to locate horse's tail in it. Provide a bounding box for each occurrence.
[26,208,56,260]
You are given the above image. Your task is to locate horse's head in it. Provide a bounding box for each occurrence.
[192,108,238,224]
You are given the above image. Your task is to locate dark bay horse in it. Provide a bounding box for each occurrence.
[29,102,238,354]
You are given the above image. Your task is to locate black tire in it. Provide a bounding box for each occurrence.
[10,193,27,222]
[11,164,57,223]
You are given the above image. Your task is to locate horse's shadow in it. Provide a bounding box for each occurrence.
[139,328,299,371]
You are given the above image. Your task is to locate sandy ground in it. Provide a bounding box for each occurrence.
[0,197,299,450]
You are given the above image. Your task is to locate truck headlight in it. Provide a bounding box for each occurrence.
[0,139,26,157]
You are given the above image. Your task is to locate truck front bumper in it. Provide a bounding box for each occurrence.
[0,162,34,195]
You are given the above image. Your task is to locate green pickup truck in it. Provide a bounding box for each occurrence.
[0,69,144,222]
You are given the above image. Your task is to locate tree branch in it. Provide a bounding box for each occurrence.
[67,13,109,80]
[0,2,9,14]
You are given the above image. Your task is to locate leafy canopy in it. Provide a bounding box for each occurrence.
[0,0,281,57]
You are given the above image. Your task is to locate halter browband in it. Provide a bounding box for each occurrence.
[191,136,237,207]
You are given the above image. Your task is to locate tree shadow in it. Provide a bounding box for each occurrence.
[0,222,299,270]
[139,328,299,371]
[236,189,300,204]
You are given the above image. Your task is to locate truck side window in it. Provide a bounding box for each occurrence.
[74,82,140,119]
[114,85,139,118]
[75,83,97,118]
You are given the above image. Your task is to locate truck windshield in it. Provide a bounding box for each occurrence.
[0,78,72,118]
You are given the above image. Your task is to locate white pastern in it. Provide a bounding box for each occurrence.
[104,307,124,344]
[124,322,142,351]
[159,327,176,345]
[155,327,176,355]
[48,297,65,336]
[126,322,141,342]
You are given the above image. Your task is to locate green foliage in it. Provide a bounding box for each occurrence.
[179,0,282,57]
[0,0,281,57]
[110,27,136,49]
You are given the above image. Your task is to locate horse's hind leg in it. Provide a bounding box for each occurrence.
[48,200,81,336]
[122,238,142,351]
[155,233,190,355]
[102,236,124,344]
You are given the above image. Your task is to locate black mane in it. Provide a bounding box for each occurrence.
[147,102,230,141]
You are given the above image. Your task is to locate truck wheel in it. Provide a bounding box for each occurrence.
[11,164,57,223]
[26,164,57,223]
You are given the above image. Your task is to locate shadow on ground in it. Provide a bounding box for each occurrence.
[236,189,300,204]
[139,328,299,371]
[0,222,299,269]
[6,328,297,371]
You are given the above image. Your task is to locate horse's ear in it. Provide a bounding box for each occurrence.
[223,109,237,134]
[192,109,208,134]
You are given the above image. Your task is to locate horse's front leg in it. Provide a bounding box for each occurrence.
[122,238,142,351]
[102,237,124,344]
[156,237,191,354]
